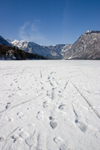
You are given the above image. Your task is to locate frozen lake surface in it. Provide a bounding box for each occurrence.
[0,60,100,150]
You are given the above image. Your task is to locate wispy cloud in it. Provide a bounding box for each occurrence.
[20,22,30,30]
[19,21,46,43]
[31,23,37,32]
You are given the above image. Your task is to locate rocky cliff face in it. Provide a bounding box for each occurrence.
[64,31,100,60]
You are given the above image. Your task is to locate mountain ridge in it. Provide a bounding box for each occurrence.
[7,39,69,59]
[1,30,100,60]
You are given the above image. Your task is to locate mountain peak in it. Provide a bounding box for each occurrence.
[85,30,100,34]
[64,30,100,60]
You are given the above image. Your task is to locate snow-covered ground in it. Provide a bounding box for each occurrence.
[0,60,100,150]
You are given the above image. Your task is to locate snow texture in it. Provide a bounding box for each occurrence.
[0,60,100,150]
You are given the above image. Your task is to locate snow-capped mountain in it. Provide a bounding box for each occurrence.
[1,30,100,60]
[64,31,100,60]
[7,39,71,59]
[6,39,14,43]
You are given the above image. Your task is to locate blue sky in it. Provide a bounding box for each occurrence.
[0,0,100,45]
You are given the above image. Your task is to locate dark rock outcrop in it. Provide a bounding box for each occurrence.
[0,36,12,46]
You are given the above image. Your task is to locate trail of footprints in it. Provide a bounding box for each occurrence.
[1,70,90,150]
[43,71,89,134]
[2,125,47,150]
[1,101,69,150]
[1,123,71,150]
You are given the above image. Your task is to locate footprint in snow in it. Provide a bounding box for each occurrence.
[25,131,37,148]
[59,144,72,150]
[27,107,31,110]
[17,112,26,119]
[19,132,29,139]
[50,120,58,129]
[8,94,14,98]
[19,124,35,134]
[0,136,5,142]
[11,134,21,143]
[5,102,11,109]
[75,119,87,132]
[18,87,21,90]
[54,137,62,144]
[41,86,44,90]
[49,116,58,129]
[58,104,66,111]
[37,132,46,150]
[7,117,14,122]
[46,91,51,97]
[36,111,44,120]
[49,116,55,120]
[43,101,49,108]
